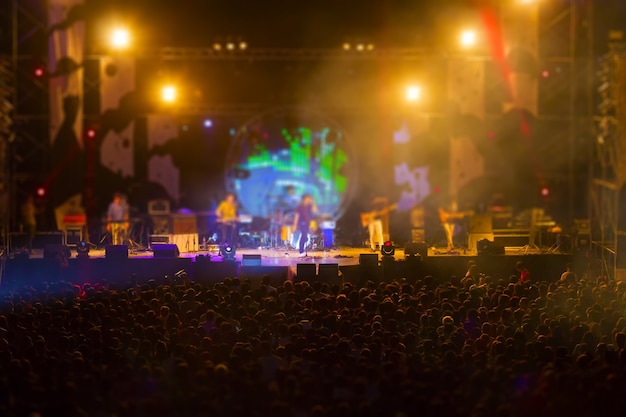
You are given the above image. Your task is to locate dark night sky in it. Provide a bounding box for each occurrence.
[83,0,626,50]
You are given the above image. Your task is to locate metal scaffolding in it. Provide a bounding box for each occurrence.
[590,34,626,280]
[0,57,13,254]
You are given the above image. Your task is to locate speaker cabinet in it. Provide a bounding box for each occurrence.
[106,244,129,260]
[404,242,428,258]
[296,263,316,281]
[318,263,339,279]
[242,254,262,266]
[477,240,505,256]
[318,263,340,285]
[359,253,379,268]
[152,243,180,258]
[44,244,71,260]
[172,214,197,234]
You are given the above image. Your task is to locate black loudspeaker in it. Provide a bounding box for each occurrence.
[477,239,505,255]
[44,244,71,260]
[242,254,262,266]
[106,244,129,260]
[359,253,379,268]
[153,244,180,258]
[404,242,428,258]
[318,263,339,279]
[318,263,341,285]
[296,263,316,281]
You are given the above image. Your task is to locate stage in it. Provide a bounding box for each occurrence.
[1,243,576,292]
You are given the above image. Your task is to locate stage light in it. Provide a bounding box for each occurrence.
[541,70,550,78]
[406,85,422,102]
[342,43,351,51]
[366,43,375,51]
[86,128,96,139]
[110,27,130,50]
[76,241,90,258]
[37,187,46,197]
[541,187,550,197]
[213,43,222,51]
[221,243,236,261]
[34,66,45,78]
[203,119,213,128]
[161,85,177,103]
[226,42,236,51]
[459,30,477,47]
[239,41,247,50]
[356,43,365,51]
[381,241,395,257]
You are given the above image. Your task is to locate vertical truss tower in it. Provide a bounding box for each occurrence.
[591,34,626,280]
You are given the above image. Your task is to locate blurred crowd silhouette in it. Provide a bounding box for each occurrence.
[1,261,625,417]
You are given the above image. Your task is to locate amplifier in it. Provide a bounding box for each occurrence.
[171,214,197,234]
[149,235,170,247]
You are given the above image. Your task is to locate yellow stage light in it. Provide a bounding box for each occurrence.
[161,85,177,103]
[406,85,422,102]
[459,30,477,47]
[110,27,130,50]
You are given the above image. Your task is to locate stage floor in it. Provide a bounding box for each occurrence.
[15,243,556,267]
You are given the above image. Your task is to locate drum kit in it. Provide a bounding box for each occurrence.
[213,189,334,251]
[262,209,324,251]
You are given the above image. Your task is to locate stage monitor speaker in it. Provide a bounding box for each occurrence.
[359,253,379,268]
[477,239,505,255]
[296,263,316,281]
[44,244,71,261]
[404,242,428,257]
[106,244,129,260]
[490,244,505,255]
[242,254,262,266]
[153,243,180,258]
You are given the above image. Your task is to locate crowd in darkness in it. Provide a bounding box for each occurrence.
[2,259,626,417]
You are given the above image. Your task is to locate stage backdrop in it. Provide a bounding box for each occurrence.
[224,107,357,221]
[48,0,84,148]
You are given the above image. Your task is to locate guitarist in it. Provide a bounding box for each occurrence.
[362,197,394,252]
[216,193,238,245]
[438,198,473,251]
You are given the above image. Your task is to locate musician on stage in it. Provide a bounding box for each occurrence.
[107,192,129,245]
[292,193,317,257]
[216,193,238,245]
[21,195,38,251]
[438,197,473,251]
[365,197,387,251]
